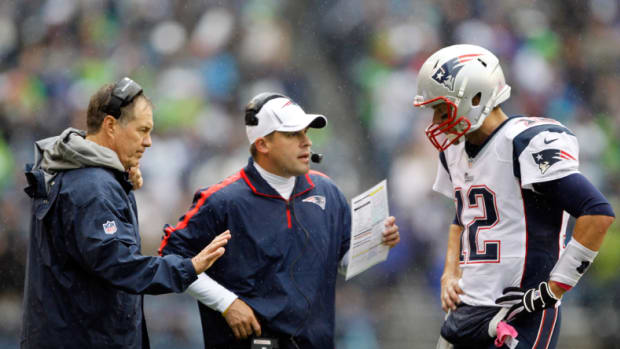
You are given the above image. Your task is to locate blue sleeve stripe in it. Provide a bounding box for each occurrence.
[439,151,451,181]
[532,173,615,218]
[512,124,575,178]
[158,171,243,256]
[452,213,461,226]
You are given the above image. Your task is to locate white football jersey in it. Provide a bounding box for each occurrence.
[433,116,580,306]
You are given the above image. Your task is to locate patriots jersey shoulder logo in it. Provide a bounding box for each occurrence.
[302,195,326,210]
[432,54,481,91]
[103,220,117,235]
[532,148,576,174]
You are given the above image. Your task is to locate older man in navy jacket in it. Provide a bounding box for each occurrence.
[160,93,400,348]
[21,78,230,348]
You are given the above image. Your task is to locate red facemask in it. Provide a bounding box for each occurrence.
[414,96,471,151]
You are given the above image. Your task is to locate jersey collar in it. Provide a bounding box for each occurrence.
[464,116,515,158]
[241,157,315,201]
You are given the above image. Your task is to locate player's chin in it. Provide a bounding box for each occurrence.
[300,162,311,173]
[292,163,310,176]
[124,158,140,170]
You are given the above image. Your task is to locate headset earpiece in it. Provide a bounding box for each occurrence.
[244,92,288,126]
[101,77,143,119]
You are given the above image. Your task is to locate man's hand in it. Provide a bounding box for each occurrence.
[223,298,262,340]
[191,231,231,274]
[440,270,464,312]
[382,216,400,248]
[128,167,143,190]
[495,281,559,321]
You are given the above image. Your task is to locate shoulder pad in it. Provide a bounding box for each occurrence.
[504,116,567,140]
[511,118,579,186]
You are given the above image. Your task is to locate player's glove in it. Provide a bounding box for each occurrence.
[494,281,559,321]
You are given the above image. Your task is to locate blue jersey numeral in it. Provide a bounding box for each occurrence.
[455,186,500,263]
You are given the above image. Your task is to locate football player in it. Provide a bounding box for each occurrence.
[413,44,615,348]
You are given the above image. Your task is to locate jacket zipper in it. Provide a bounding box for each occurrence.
[285,201,292,229]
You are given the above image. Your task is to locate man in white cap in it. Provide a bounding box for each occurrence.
[159,92,400,349]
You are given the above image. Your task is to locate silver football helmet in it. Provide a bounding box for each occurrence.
[413,44,511,151]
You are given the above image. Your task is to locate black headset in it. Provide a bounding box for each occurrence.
[101,77,143,118]
[244,92,324,163]
[244,92,288,126]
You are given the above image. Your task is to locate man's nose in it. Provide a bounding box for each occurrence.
[432,109,444,125]
[143,134,152,147]
[302,133,312,147]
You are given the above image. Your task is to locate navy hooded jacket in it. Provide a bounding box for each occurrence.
[21,129,198,348]
[160,158,351,348]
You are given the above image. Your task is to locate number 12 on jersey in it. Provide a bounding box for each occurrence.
[455,186,500,264]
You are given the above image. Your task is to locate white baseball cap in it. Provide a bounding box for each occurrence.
[246,97,327,144]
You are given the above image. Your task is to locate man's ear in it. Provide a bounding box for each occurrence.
[254,137,270,155]
[101,115,118,138]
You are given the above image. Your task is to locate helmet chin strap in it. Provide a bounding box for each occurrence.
[446,119,470,145]
[467,85,499,134]
[452,119,470,135]
[485,85,499,114]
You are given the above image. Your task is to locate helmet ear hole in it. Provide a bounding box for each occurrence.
[472,92,482,106]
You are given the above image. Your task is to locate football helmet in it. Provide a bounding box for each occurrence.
[413,44,511,151]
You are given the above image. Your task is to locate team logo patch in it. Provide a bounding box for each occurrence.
[302,195,326,210]
[432,54,481,91]
[464,172,474,182]
[532,148,575,174]
[103,220,117,235]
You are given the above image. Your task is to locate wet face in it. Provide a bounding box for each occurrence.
[262,128,312,178]
[112,98,153,170]
[432,102,452,126]
[423,101,466,150]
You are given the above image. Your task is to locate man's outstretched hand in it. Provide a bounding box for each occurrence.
[191,231,231,274]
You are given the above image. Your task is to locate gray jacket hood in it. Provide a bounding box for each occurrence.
[34,128,125,189]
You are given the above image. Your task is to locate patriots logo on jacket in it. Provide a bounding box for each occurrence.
[103,220,117,235]
[532,148,575,174]
[302,195,326,210]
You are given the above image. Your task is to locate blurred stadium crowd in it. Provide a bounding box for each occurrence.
[0,0,618,348]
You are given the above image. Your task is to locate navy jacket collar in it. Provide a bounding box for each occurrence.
[24,164,133,199]
[116,170,135,194]
[241,157,315,200]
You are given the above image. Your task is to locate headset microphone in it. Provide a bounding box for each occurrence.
[311,152,324,163]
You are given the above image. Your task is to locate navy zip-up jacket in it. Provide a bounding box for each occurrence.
[21,129,198,348]
[160,158,351,348]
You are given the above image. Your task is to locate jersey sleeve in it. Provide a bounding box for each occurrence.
[159,188,221,258]
[533,173,615,218]
[513,124,580,189]
[185,273,238,312]
[432,152,453,198]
